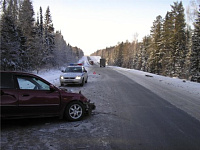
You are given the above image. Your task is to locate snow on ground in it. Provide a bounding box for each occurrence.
[89,56,101,64]
[109,66,200,97]
[33,55,200,120]
[78,56,91,66]
[35,56,92,87]
[35,69,62,86]
[36,56,199,98]
[109,65,200,121]
[90,56,199,96]
[89,56,200,121]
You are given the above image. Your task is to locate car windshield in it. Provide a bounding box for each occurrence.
[65,67,82,73]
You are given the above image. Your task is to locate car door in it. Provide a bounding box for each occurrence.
[16,75,61,117]
[0,72,19,118]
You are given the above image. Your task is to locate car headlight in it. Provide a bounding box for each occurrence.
[75,76,81,80]
[60,76,64,80]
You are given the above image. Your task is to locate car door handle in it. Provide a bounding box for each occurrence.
[22,94,30,97]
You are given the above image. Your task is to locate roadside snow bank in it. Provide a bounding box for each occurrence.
[35,56,91,87]
[35,69,62,86]
[78,56,90,66]
[109,66,200,121]
[90,56,101,64]
[109,66,200,97]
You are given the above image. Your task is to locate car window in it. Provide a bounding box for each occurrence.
[65,67,73,72]
[16,76,50,90]
[0,73,15,89]
[65,67,82,73]
[74,67,82,73]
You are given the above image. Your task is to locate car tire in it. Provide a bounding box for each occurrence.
[80,79,84,86]
[65,101,85,121]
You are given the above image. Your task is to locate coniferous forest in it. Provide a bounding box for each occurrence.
[0,0,84,73]
[91,1,200,82]
[0,1,199,82]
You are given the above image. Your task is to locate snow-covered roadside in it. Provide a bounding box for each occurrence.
[108,66,200,121]
[89,56,101,64]
[34,69,63,86]
[89,56,200,121]
[109,66,200,97]
[34,56,200,121]
[34,56,91,87]
[36,55,199,99]
[89,56,199,97]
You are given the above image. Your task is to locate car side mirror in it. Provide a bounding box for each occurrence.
[50,85,56,92]
[61,70,65,73]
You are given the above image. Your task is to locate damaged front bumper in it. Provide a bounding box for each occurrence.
[84,100,96,115]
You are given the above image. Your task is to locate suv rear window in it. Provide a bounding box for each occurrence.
[0,72,15,89]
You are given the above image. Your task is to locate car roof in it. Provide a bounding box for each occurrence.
[0,71,51,84]
[0,71,45,79]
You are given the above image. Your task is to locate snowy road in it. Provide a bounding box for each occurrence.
[1,56,200,150]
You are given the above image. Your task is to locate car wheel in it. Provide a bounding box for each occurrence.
[65,101,85,121]
[80,79,84,86]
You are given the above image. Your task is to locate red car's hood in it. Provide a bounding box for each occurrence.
[58,87,88,103]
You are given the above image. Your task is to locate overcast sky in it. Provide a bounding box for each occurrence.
[32,0,191,55]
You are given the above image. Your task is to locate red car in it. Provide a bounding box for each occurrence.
[0,71,95,121]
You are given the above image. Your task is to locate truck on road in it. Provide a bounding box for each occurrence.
[100,58,106,67]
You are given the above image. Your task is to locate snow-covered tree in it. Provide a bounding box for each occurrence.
[0,0,21,71]
[115,42,124,67]
[171,1,187,77]
[190,5,200,82]
[141,36,151,71]
[162,11,175,76]
[18,0,36,70]
[148,15,163,74]
[44,6,55,67]
[0,0,84,72]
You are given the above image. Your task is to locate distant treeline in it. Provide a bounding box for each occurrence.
[91,1,200,82]
[0,0,84,72]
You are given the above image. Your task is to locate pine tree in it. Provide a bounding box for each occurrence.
[184,27,193,79]
[148,15,163,74]
[44,6,55,67]
[18,0,36,70]
[171,1,187,77]
[141,36,151,71]
[34,9,45,73]
[54,31,69,68]
[12,0,18,23]
[135,44,143,70]
[162,11,175,76]
[39,7,44,39]
[0,0,21,71]
[191,5,200,82]
[115,42,124,67]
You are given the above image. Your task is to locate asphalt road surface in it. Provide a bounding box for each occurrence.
[1,65,200,150]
